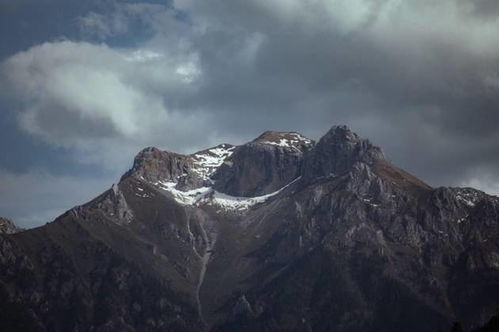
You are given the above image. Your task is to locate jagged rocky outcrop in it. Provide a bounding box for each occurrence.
[123,144,235,191]
[0,218,22,234]
[213,131,314,196]
[124,147,192,185]
[302,125,385,180]
[0,125,498,332]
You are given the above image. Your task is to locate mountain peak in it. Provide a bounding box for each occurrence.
[323,125,358,141]
[122,143,237,193]
[302,125,386,180]
[252,131,314,149]
[211,131,313,196]
[1,124,498,332]
[122,146,190,184]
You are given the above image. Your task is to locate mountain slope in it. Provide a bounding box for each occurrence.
[0,125,497,332]
[0,218,22,234]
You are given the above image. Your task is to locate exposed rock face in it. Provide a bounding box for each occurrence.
[0,218,22,234]
[123,147,193,184]
[123,144,235,191]
[0,126,498,332]
[302,125,385,180]
[213,131,314,196]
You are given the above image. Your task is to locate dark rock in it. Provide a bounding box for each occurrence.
[302,125,385,181]
[122,147,193,184]
[213,131,314,196]
[0,125,497,332]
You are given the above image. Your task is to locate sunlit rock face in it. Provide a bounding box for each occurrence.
[0,125,498,332]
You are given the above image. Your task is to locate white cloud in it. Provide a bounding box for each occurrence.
[0,39,211,169]
[78,11,128,39]
[2,40,188,137]
[3,0,499,228]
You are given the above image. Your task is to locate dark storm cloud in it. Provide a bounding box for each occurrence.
[2,0,499,226]
[470,0,499,19]
[172,0,499,187]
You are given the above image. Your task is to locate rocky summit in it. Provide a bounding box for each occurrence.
[0,125,498,332]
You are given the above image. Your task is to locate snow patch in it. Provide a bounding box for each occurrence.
[361,197,380,207]
[155,177,301,212]
[261,133,313,149]
[455,189,480,207]
[191,145,235,180]
[210,191,277,211]
[155,181,212,205]
[207,176,301,211]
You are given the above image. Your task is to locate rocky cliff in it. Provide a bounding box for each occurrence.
[0,125,497,332]
[0,218,22,234]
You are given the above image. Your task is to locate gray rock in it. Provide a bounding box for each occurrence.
[213,131,314,196]
[0,217,22,234]
[0,125,497,332]
[302,125,385,181]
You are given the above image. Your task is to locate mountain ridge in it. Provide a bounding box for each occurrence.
[0,218,23,234]
[0,125,498,332]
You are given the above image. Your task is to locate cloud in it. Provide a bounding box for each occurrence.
[2,40,192,138]
[0,37,213,169]
[77,2,174,40]
[0,168,111,228]
[462,175,499,197]
[78,11,129,40]
[169,0,499,188]
[2,0,499,228]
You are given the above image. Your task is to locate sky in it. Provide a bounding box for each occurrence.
[1,0,499,228]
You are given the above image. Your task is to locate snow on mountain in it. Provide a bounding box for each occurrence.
[207,176,301,212]
[255,131,313,150]
[190,144,235,181]
[0,217,22,234]
[154,177,301,212]
[156,181,212,205]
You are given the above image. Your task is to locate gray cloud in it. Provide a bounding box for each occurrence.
[0,36,217,167]
[470,0,499,19]
[77,2,174,40]
[2,0,499,227]
[0,168,110,228]
[172,0,499,188]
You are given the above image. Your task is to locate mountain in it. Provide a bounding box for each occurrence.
[0,218,22,234]
[0,125,497,332]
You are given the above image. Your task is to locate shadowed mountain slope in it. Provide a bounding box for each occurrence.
[0,125,497,332]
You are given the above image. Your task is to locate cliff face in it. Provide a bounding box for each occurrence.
[213,131,314,196]
[0,125,497,332]
[302,125,385,180]
[0,218,22,234]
